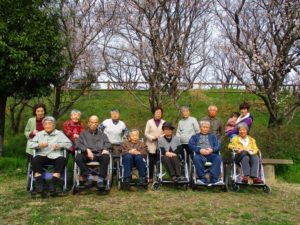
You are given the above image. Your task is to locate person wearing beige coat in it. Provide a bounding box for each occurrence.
[144,107,165,181]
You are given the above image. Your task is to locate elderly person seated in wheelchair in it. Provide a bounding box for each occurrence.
[29,116,72,194]
[121,129,148,186]
[228,123,263,184]
[188,120,221,184]
[75,115,111,190]
[158,122,184,182]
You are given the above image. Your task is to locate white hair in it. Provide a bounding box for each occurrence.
[199,120,210,127]
[181,105,190,112]
[129,129,140,136]
[42,116,56,125]
[238,122,249,131]
[71,109,81,116]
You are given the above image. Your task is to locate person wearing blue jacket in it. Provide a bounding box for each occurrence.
[188,120,221,184]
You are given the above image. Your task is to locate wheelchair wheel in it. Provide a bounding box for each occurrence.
[222,184,228,192]
[152,181,160,191]
[72,184,78,195]
[263,185,271,194]
[184,184,188,191]
[26,163,32,191]
[144,184,148,190]
[27,176,32,191]
[231,180,239,192]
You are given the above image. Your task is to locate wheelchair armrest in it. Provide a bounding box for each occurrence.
[62,148,68,158]
[74,148,82,157]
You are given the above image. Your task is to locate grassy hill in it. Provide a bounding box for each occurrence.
[1,90,300,225]
[2,90,300,182]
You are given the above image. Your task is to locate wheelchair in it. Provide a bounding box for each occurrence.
[152,148,190,191]
[229,151,271,193]
[72,149,113,194]
[27,149,68,197]
[190,152,228,191]
[116,153,149,190]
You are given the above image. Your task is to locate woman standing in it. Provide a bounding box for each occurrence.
[24,103,47,159]
[145,106,165,182]
[63,109,84,155]
[226,102,253,137]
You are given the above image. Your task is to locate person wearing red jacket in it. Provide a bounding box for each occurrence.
[63,109,84,155]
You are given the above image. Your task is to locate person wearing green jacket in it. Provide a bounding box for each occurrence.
[24,103,47,159]
[29,116,72,194]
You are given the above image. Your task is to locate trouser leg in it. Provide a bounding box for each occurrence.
[240,155,250,176]
[207,154,221,183]
[249,155,259,178]
[148,153,157,179]
[32,155,49,174]
[96,154,110,178]
[170,156,181,177]
[134,155,146,177]
[52,157,67,174]
[162,156,176,177]
[75,154,90,176]
[193,154,206,181]
[122,154,133,178]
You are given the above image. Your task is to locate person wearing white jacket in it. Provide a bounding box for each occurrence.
[98,109,128,157]
[144,106,165,181]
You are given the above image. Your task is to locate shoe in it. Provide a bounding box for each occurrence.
[212,180,223,185]
[177,176,186,182]
[138,177,146,185]
[241,176,249,184]
[84,175,94,188]
[253,177,264,184]
[49,176,60,195]
[35,176,44,193]
[171,176,178,183]
[48,183,56,194]
[97,181,105,190]
[196,179,206,185]
[123,177,131,190]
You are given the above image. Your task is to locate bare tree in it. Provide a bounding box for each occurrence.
[212,41,241,88]
[216,0,300,127]
[103,0,212,112]
[48,0,117,118]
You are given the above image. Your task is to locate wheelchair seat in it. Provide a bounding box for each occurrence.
[205,162,212,167]
[86,161,100,166]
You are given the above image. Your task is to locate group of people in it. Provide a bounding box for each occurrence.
[25,101,263,194]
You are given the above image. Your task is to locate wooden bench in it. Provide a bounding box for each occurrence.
[262,159,293,182]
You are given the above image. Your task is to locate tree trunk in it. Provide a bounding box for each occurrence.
[0,95,7,156]
[9,99,28,134]
[268,114,283,128]
[52,86,62,119]
[149,87,156,114]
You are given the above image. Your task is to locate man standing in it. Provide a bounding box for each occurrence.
[75,115,111,190]
[202,105,223,142]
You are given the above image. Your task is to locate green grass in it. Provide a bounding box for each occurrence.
[0,172,300,225]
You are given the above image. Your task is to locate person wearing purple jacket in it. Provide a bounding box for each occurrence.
[227,102,253,138]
